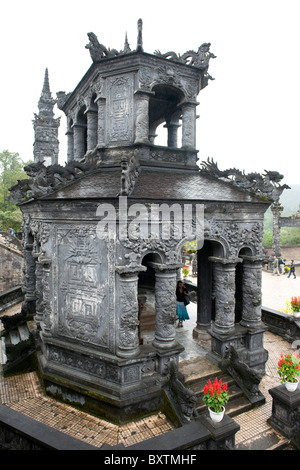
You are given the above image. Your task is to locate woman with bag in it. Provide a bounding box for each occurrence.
[176,280,190,327]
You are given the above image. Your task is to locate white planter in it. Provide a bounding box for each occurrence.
[285,379,299,392]
[293,311,300,319]
[208,406,225,423]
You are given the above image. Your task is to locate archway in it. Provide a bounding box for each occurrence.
[149,85,183,147]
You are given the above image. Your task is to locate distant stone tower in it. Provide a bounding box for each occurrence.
[33,68,60,166]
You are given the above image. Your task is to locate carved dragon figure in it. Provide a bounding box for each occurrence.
[9,158,97,202]
[154,42,216,70]
[85,32,119,62]
[200,157,290,201]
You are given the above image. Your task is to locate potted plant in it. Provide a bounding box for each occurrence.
[277,352,300,392]
[291,296,300,318]
[203,377,229,422]
[182,265,189,278]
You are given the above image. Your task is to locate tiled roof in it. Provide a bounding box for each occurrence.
[46,166,263,203]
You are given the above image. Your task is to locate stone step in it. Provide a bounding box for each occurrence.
[179,355,255,420]
[235,428,292,450]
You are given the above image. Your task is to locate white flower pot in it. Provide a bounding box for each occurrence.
[293,311,300,319]
[208,406,225,422]
[285,379,299,392]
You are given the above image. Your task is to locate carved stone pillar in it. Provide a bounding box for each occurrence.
[23,242,36,308]
[151,266,177,350]
[164,122,180,148]
[209,257,237,335]
[134,90,152,144]
[72,122,86,160]
[240,257,263,329]
[85,106,98,151]
[180,101,198,149]
[66,128,74,162]
[117,272,140,358]
[193,243,212,340]
[95,96,106,146]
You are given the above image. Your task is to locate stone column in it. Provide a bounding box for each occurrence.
[66,128,74,162]
[134,90,152,144]
[72,122,86,160]
[95,96,106,146]
[116,272,140,358]
[240,257,263,329]
[85,106,98,151]
[209,257,237,335]
[193,245,212,340]
[180,101,198,149]
[22,241,36,313]
[271,201,283,257]
[151,266,177,350]
[164,123,180,148]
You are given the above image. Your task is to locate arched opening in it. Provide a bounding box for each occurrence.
[149,85,183,147]
[138,252,161,345]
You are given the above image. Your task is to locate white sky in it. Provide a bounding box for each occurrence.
[1,0,299,185]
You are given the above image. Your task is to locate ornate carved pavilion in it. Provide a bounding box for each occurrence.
[10,19,288,422]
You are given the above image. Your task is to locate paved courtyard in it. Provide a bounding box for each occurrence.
[0,268,299,449]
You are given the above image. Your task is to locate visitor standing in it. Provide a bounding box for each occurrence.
[176,280,190,327]
[272,256,280,276]
[288,260,296,279]
[8,226,15,236]
[278,257,284,274]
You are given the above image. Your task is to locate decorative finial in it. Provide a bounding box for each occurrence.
[123,32,131,53]
[136,18,143,52]
[42,68,51,96]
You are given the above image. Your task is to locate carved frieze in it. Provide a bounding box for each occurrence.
[205,218,264,258]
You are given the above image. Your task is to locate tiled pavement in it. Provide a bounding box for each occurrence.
[0,270,298,449]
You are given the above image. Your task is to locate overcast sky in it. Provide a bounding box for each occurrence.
[1,0,299,185]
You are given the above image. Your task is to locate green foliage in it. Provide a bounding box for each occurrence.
[0,149,31,232]
[263,208,300,248]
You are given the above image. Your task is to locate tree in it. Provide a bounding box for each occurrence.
[0,150,31,232]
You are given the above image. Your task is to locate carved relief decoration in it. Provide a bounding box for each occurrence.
[55,226,109,348]
[205,218,264,258]
[107,75,133,143]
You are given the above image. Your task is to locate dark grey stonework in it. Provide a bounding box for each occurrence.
[33,69,60,166]
[9,19,289,423]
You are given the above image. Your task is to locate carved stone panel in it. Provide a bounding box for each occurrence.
[107,75,133,143]
[54,226,110,349]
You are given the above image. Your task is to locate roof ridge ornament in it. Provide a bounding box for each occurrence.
[200,157,290,202]
[154,43,216,71]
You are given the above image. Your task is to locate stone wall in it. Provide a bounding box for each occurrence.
[0,232,23,292]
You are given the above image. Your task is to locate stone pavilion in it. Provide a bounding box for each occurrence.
[10,19,288,423]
